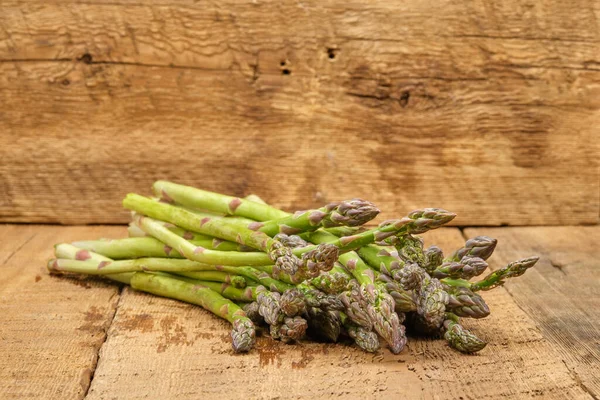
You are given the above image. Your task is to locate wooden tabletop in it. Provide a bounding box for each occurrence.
[1,224,598,399]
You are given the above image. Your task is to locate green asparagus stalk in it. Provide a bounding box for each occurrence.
[124,195,301,278]
[190,280,257,302]
[73,237,246,259]
[153,181,289,220]
[132,214,275,266]
[309,267,350,294]
[432,256,488,280]
[442,313,487,353]
[178,266,293,293]
[48,258,245,288]
[127,222,147,238]
[244,192,360,237]
[250,199,380,236]
[470,256,539,291]
[130,272,255,352]
[52,244,133,284]
[55,243,110,262]
[357,245,401,272]
[297,208,456,255]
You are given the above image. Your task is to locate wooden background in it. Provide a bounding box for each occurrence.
[1,0,599,225]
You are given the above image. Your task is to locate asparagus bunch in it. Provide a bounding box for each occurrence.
[47,180,539,355]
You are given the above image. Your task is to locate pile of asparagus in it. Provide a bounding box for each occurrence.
[49,181,539,354]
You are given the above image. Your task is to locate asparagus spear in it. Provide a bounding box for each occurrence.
[129,272,255,352]
[153,181,289,220]
[470,256,539,291]
[446,236,498,262]
[178,267,293,293]
[442,257,540,292]
[398,264,449,330]
[340,312,380,352]
[443,313,487,353]
[245,192,361,237]
[309,267,350,294]
[256,286,308,342]
[446,286,490,319]
[52,244,133,284]
[189,280,257,302]
[132,214,273,266]
[72,237,253,260]
[251,199,380,236]
[297,208,456,255]
[357,245,403,272]
[432,256,489,280]
[124,195,301,279]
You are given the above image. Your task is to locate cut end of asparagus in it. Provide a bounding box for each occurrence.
[231,318,256,353]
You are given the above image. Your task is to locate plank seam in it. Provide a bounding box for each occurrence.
[82,286,125,400]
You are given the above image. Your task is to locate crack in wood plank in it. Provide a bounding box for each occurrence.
[82,286,124,400]
[1,233,36,265]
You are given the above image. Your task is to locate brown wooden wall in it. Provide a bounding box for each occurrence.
[1,0,598,226]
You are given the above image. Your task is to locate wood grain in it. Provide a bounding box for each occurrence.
[465,226,600,398]
[1,1,599,225]
[0,225,122,399]
[85,227,591,399]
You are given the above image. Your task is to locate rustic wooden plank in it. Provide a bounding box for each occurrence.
[86,228,590,399]
[0,225,123,399]
[0,1,599,225]
[464,226,600,398]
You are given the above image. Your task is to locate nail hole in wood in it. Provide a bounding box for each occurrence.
[327,48,337,60]
[399,91,410,107]
[280,60,286,66]
[282,69,291,75]
[78,53,93,64]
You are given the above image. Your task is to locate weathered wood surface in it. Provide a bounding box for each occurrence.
[465,226,600,398]
[0,225,121,399]
[2,224,597,399]
[0,1,599,225]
